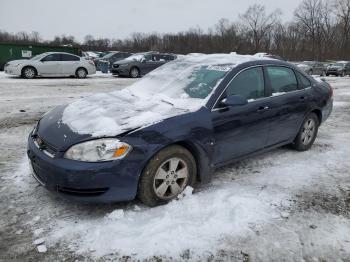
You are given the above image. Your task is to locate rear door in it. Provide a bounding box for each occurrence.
[265,66,309,146]
[61,54,80,75]
[38,54,62,76]
[211,66,273,165]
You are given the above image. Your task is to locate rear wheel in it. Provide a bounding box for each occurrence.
[129,67,140,78]
[22,67,36,79]
[76,68,87,79]
[138,145,196,207]
[292,113,319,151]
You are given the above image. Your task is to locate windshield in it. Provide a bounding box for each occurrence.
[128,60,234,105]
[333,63,345,67]
[125,53,145,61]
[30,53,47,60]
[101,52,117,59]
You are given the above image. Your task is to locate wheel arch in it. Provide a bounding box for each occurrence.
[310,108,322,124]
[150,140,212,184]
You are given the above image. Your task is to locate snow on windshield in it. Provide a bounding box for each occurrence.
[125,54,145,61]
[62,54,263,137]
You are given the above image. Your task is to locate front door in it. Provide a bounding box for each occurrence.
[211,66,272,165]
[38,53,62,76]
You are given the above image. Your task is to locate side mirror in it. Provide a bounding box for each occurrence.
[141,58,146,63]
[220,95,248,107]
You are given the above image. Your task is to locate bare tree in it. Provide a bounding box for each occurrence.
[239,4,281,52]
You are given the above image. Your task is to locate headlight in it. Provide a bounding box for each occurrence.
[64,138,132,162]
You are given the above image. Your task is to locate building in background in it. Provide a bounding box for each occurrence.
[0,42,80,70]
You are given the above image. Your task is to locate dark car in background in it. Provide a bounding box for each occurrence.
[111,52,177,77]
[296,61,326,76]
[94,51,132,71]
[27,54,333,206]
[326,61,350,77]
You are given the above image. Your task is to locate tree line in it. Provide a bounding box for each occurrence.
[0,0,349,61]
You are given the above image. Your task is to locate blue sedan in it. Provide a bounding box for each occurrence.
[27,54,333,206]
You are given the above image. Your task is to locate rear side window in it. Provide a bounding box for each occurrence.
[267,67,298,95]
[42,54,61,62]
[296,71,311,89]
[61,54,80,61]
[226,67,265,101]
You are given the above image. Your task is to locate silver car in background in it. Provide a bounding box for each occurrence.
[4,52,96,79]
[295,61,326,76]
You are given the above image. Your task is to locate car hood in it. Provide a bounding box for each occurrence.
[7,59,28,65]
[38,89,193,149]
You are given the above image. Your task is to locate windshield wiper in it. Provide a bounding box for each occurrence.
[161,99,174,106]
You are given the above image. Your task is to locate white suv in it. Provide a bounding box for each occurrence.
[4,52,96,79]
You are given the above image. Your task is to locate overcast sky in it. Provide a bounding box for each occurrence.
[0,0,304,42]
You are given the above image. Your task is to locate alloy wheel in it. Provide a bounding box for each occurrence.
[24,68,35,78]
[301,118,316,145]
[153,157,189,200]
[130,68,139,78]
[77,69,87,78]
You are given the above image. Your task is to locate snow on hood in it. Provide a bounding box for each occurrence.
[62,53,266,137]
[62,89,191,137]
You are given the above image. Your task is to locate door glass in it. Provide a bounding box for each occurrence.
[42,54,61,62]
[267,67,298,95]
[61,54,80,61]
[226,67,265,101]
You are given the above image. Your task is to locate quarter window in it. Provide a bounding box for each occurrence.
[226,67,265,101]
[267,67,298,94]
[296,71,311,89]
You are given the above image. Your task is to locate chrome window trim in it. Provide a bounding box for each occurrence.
[211,64,313,112]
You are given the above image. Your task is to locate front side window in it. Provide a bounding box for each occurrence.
[225,67,265,101]
[42,54,61,62]
[267,66,298,95]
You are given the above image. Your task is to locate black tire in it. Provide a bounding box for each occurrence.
[292,113,319,151]
[326,73,330,76]
[129,67,140,78]
[22,66,36,79]
[76,68,87,79]
[138,145,197,207]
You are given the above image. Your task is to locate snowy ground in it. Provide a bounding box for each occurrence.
[0,72,349,261]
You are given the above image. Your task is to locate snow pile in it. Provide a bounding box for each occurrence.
[50,185,274,259]
[62,54,265,137]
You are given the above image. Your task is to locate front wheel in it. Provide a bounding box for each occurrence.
[292,113,319,151]
[22,67,36,79]
[129,67,140,78]
[138,145,197,207]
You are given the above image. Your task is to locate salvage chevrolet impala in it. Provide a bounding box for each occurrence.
[27,54,333,206]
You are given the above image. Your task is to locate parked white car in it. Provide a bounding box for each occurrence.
[4,52,96,79]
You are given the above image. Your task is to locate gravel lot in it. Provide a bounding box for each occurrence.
[0,72,349,261]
